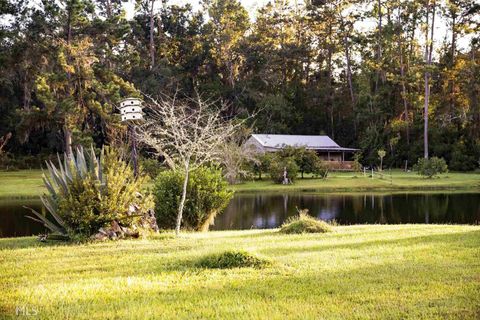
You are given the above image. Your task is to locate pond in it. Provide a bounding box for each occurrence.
[211,192,480,230]
[1,192,479,237]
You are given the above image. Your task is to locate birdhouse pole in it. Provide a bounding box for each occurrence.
[119,98,144,177]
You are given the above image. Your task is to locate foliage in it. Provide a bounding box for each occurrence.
[413,157,449,178]
[26,146,154,240]
[250,153,274,180]
[140,157,163,178]
[139,94,245,235]
[311,157,329,178]
[196,250,270,269]
[0,153,57,170]
[279,147,326,179]
[280,209,332,234]
[263,147,327,181]
[153,166,233,231]
[1,0,480,173]
[449,143,478,172]
[352,153,363,172]
[267,155,299,184]
[378,149,386,171]
[219,130,259,184]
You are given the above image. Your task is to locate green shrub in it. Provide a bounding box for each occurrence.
[298,149,324,178]
[280,209,332,234]
[0,152,57,170]
[352,153,362,172]
[197,250,270,269]
[252,148,328,181]
[278,146,327,179]
[140,157,163,178]
[268,155,299,183]
[250,153,273,180]
[153,166,233,231]
[26,146,154,240]
[413,157,448,178]
[312,159,329,178]
[449,144,477,171]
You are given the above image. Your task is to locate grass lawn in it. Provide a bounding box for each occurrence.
[0,225,479,319]
[0,170,44,199]
[1,170,479,199]
[232,170,480,193]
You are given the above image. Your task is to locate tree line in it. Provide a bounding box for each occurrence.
[0,0,479,170]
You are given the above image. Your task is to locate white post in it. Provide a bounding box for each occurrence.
[282,166,288,185]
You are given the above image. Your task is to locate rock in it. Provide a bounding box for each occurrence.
[90,206,159,241]
[110,221,123,234]
[92,232,108,241]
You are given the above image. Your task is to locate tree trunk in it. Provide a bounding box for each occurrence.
[423,0,436,159]
[63,126,73,159]
[449,13,456,117]
[375,0,384,93]
[175,161,190,236]
[343,23,356,136]
[397,9,409,145]
[327,40,334,139]
[149,0,155,69]
[23,75,31,111]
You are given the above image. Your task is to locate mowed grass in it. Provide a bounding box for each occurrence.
[233,170,480,193]
[0,170,44,199]
[1,169,480,199]
[0,225,479,319]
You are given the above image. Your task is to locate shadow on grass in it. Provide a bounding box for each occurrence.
[0,236,75,250]
[259,229,480,256]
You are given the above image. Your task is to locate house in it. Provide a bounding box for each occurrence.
[246,134,358,169]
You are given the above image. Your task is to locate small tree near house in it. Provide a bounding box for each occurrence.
[377,149,386,171]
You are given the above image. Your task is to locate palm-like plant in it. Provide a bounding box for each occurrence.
[25,146,103,238]
[25,146,153,240]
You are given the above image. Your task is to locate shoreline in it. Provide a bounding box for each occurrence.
[1,170,479,200]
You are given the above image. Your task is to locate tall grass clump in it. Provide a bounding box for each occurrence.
[280,209,332,234]
[197,250,270,269]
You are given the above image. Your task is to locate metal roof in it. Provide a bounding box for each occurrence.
[251,134,358,151]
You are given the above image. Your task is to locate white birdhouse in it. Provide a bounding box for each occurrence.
[119,98,143,122]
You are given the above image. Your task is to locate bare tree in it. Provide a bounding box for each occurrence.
[139,93,245,235]
[219,129,259,185]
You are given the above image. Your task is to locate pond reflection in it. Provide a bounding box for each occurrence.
[0,192,479,237]
[211,193,480,230]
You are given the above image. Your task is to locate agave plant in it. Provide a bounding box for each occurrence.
[25,146,103,239]
[26,145,154,240]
